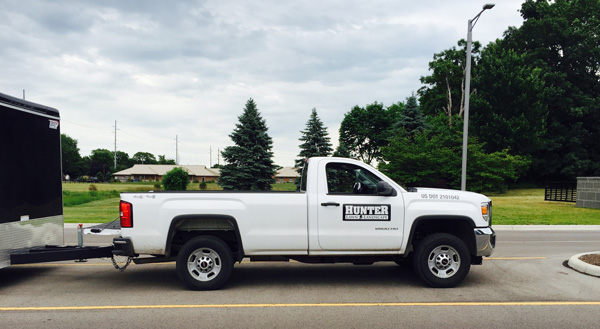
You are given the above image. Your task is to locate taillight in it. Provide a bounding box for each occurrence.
[120,201,133,228]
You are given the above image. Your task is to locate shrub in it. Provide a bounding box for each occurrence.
[199,182,207,190]
[162,167,190,191]
[380,114,530,193]
[88,184,98,191]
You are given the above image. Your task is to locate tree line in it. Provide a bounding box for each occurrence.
[61,135,176,181]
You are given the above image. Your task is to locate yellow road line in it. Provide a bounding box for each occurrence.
[2,301,600,311]
[486,257,547,260]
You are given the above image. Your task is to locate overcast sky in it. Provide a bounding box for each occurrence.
[1,0,525,168]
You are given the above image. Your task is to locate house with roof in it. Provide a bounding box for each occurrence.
[113,165,299,183]
[275,167,300,183]
[113,165,220,183]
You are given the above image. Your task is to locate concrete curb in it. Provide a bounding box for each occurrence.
[568,252,600,277]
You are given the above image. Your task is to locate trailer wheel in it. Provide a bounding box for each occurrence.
[176,236,233,290]
[412,233,471,288]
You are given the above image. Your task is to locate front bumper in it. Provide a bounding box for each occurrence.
[474,227,495,257]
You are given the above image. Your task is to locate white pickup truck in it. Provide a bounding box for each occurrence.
[114,157,495,290]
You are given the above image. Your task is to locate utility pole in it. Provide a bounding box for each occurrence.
[175,135,179,165]
[217,148,220,167]
[23,89,25,100]
[210,146,212,168]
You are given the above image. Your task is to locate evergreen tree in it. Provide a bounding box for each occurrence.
[395,94,427,139]
[218,98,277,190]
[295,108,333,168]
[333,142,351,158]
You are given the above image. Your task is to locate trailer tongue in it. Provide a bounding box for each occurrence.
[10,245,115,265]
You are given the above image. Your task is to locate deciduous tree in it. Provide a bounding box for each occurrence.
[503,0,600,179]
[60,134,84,178]
[132,152,157,164]
[418,40,481,125]
[380,114,530,193]
[339,102,399,164]
[89,149,113,176]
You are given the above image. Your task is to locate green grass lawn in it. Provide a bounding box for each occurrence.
[62,182,297,223]
[64,197,120,223]
[489,189,600,225]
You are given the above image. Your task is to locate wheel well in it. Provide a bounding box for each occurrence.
[407,216,476,257]
[165,215,244,261]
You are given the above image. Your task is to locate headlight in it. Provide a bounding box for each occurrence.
[481,201,492,225]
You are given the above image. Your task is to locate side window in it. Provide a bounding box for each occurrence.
[326,163,382,195]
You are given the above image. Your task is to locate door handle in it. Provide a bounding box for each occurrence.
[321,202,340,207]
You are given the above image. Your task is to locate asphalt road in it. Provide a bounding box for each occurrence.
[1,227,599,328]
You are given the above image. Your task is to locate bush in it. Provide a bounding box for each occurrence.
[380,114,530,193]
[199,181,207,190]
[154,183,162,189]
[88,184,98,191]
[162,167,190,191]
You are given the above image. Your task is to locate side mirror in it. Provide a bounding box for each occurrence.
[377,181,396,196]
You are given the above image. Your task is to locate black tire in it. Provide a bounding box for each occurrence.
[176,236,234,290]
[412,233,471,288]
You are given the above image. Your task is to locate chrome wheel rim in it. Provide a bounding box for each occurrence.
[427,245,460,279]
[187,248,222,282]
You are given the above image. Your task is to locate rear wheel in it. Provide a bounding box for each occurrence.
[176,236,233,290]
[412,233,471,288]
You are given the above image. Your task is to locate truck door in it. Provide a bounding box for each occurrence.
[316,161,404,251]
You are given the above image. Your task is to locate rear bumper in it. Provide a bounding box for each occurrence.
[474,227,495,257]
[112,237,136,257]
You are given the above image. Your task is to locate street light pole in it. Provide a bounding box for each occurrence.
[461,3,495,191]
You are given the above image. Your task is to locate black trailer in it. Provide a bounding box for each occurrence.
[0,92,114,268]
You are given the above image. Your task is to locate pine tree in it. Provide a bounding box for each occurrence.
[295,108,333,168]
[218,98,277,190]
[395,94,427,138]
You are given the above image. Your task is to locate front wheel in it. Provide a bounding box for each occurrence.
[412,233,471,288]
[176,236,233,290]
